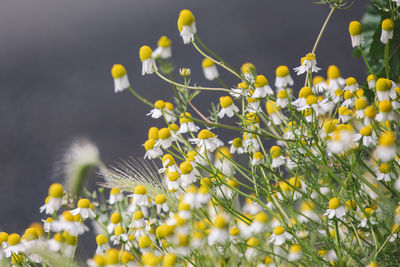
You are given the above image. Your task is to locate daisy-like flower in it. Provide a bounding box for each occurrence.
[202,58,219,80]
[228,137,245,154]
[243,112,260,131]
[70,198,95,220]
[138,235,153,254]
[111,64,130,93]
[179,67,191,77]
[42,217,54,232]
[189,129,223,153]
[324,197,347,219]
[269,226,292,246]
[245,237,259,260]
[327,65,345,93]
[53,211,89,236]
[288,244,303,261]
[327,125,355,154]
[332,88,344,103]
[270,146,286,168]
[292,86,313,111]
[348,21,364,47]
[95,234,110,255]
[166,171,181,191]
[131,185,148,207]
[110,225,129,245]
[338,106,353,123]
[389,224,400,242]
[241,62,256,83]
[106,212,122,234]
[367,74,376,89]
[354,98,368,119]
[4,234,25,257]
[252,75,273,98]
[159,154,179,174]
[139,45,157,75]
[47,232,63,252]
[156,127,174,149]
[376,100,394,122]
[294,52,321,75]
[164,101,177,123]
[312,75,327,94]
[298,201,319,223]
[275,65,294,89]
[344,77,358,93]
[208,215,229,245]
[375,131,396,162]
[147,100,166,119]
[381,18,394,44]
[180,161,199,188]
[266,101,286,125]
[252,151,264,166]
[376,162,396,182]
[342,90,356,108]
[144,139,163,160]
[154,194,169,214]
[130,210,146,229]
[152,35,172,59]
[249,212,268,234]
[353,126,377,147]
[376,78,397,101]
[243,197,262,215]
[178,112,200,134]
[246,96,261,113]
[364,105,377,125]
[218,96,239,118]
[40,183,64,215]
[198,184,211,205]
[109,188,123,205]
[305,95,332,116]
[276,90,289,108]
[230,82,250,98]
[182,185,200,209]
[243,133,260,153]
[177,9,197,44]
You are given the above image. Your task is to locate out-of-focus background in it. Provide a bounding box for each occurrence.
[0,0,368,232]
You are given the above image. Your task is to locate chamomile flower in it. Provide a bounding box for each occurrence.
[249,212,268,234]
[342,90,356,108]
[153,35,172,59]
[270,146,286,168]
[367,74,376,89]
[275,65,294,89]
[292,86,313,111]
[376,78,396,101]
[139,45,157,75]
[70,198,95,220]
[251,152,266,167]
[164,102,177,123]
[230,82,250,98]
[375,131,396,162]
[243,197,262,215]
[111,64,130,93]
[344,77,358,93]
[198,185,211,205]
[266,101,286,125]
[311,76,327,94]
[53,211,89,236]
[108,188,123,205]
[156,127,174,149]
[189,129,223,153]
[4,234,25,257]
[349,21,364,47]
[338,106,353,123]
[241,62,256,83]
[228,137,245,154]
[180,161,199,188]
[252,75,273,98]
[178,112,200,134]
[327,125,355,154]
[218,96,239,118]
[354,98,368,119]
[364,105,377,125]
[95,234,110,255]
[208,215,229,245]
[376,163,395,182]
[154,194,169,214]
[48,232,63,252]
[147,100,165,119]
[214,147,234,176]
[324,197,347,219]
[131,185,149,207]
[245,237,259,260]
[177,9,197,44]
[159,154,179,174]
[166,171,181,191]
[202,58,219,80]
[327,65,345,93]
[381,19,394,44]
[294,52,321,75]
[110,225,129,245]
[40,183,64,214]
[276,90,289,108]
[246,96,261,113]
[144,139,163,160]
[243,133,260,153]
[107,212,122,234]
[269,226,292,246]
[42,217,54,233]
[376,100,394,121]
[298,201,319,223]
[288,244,303,261]
[389,224,400,242]
[353,126,377,147]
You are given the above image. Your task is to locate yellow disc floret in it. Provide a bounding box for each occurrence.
[349,21,363,36]
[198,129,216,139]
[202,58,214,68]
[379,100,392,112]
[220,96,233,108]
[48,183,63,198]
[139,45,153,61]
[134,185,147,195]
[111,64,127,79]
[158,35,171,48]
[329,198,341,210]
[276,65,289,77]
[382,19,394,31]
[327,65,341,79]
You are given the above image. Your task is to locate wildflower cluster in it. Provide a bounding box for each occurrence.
[1,1,400,267]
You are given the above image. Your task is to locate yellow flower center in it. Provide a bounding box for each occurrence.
[110,212,122,224]
[379,100,392,113]
[355,98,367,110]
[198,129,216,139]
[8,233,21,246]
[157,35,171,48]
[379,163,391,174]
[139,45,153,61]
[376,78,391,92]
[254,75,269,87]
[270,146,282,158]
[349,21,363,36]
[148,127,159,140]
[154,100,165,109]
[360,126,372,136]
[329,197,341,210]
[382,19,394,31]
[111,64,127,79]
[379,131,395,146]
[327,65,341,79]
[220,96,233,108]
[214,215,226,228]
[96,234,108,245]
[168,171,180,181]
[202,58,214,68]
[48,183,63,198]
[77,198,91,209]
[273,226,285,236]
[158,128,171,140]
[179,112,193,124]
[134,185,147,195]
[275,65,289,77]
[241,62,256,74]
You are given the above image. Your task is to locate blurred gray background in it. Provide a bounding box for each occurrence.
[0,0,368,232]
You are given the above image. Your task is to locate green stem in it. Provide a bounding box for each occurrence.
[384,41,390,79]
